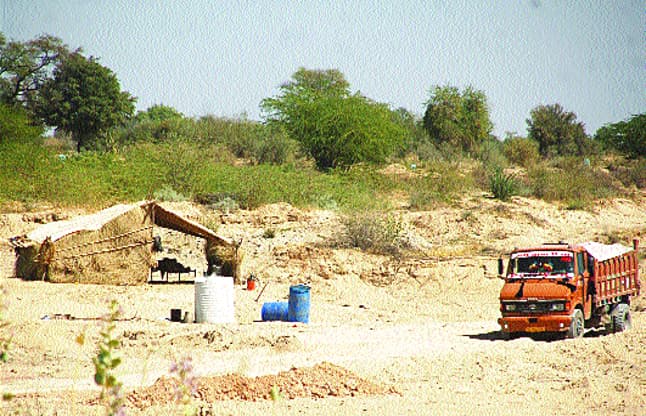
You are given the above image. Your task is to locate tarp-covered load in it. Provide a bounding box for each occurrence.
[580,242,633,262]
[10,201,235,285]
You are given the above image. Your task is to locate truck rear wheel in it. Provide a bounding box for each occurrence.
[610,303,631,333]
[567,309,584,338]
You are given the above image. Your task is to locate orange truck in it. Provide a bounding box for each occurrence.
[498,239,640,339]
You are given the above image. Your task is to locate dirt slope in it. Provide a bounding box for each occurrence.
[1,194,645,415]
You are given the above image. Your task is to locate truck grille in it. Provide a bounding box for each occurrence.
[505,301,554,313]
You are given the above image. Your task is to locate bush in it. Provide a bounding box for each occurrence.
[476,137,508,170]
[527,158,621,206]
[489,167,517,201]
[409,160,476,209]
[502,136,540,167]
[340,212,408,256]
[607,157,646,189]
[0,103,43,141]
[153,185,187,202]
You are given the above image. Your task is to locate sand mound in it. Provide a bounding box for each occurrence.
[126,362,398,408]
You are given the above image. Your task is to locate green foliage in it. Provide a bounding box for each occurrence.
[489,167,517,201]
[476,136,508,169]
[527,103,591,158]
[527,158,620,206]
[35,53,136,152]
[0,285,12,365]
[341,212,409,256]
[390,107,429,157]
[423,85,493,154]
[296,94,407,169]
[606,157,646,189]
[153,185,188,202]
[502,134,540,167]
[135,104,184,123]
[262,68,407,170]
[91,300,125,416]
[594,113,645,159]
[194,115,297,165]
[0,103,43,141]
[0,32,70,107]
[409,160,476,209]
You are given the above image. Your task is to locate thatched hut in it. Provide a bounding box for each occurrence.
[10,201,235,285]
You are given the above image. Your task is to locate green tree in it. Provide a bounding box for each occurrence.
[422,85,493,154]
[35,53,136,152]
[262,68,406,170]
[261,67,350,126]
[594,113,645,159]
[526,103,590,157]
[299,94,407,169]
[134,104,184,123]
[0,103,43,141]
[0,32,71,107]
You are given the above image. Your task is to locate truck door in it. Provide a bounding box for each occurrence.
[579,251,592,319]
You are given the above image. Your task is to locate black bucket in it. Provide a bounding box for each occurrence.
[170,308,182,322]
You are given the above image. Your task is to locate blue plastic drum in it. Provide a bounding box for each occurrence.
[287,284,310,323]
[261,302,288,321]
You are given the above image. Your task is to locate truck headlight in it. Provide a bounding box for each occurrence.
[549,302,565,311]
[504,303,516,312]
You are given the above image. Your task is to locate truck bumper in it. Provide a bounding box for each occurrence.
[498,315,572,333]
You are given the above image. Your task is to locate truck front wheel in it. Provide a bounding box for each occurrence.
[610,303,631,333]
[567,309,584,339]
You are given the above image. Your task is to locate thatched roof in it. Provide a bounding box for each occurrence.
[152,203,233,246]
[24,201,232,247]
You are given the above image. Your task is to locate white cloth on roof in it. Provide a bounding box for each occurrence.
[580,242,632,262]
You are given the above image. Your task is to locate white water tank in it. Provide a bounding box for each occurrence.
[194,275,234,323]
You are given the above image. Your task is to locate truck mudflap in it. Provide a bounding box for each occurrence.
[498,315,572,333]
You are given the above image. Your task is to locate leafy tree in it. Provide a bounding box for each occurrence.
[422,85,493,154]
[391,107,429,156]
[526,103,590,157]
[134,104,184,123]
[35,53,135,152]
[262,68,406,170]
[0,103,43,141]
[594,113,645,159]
[502,133,540,167]
[298,94,407,169]
[0,32,71,107]
[261,67,350,127]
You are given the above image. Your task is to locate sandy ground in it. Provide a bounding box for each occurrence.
[1,193,645,415]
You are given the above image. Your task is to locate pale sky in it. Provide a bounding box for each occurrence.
[2,0,644,137]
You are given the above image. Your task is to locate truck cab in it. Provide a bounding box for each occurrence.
[498,240,639,339]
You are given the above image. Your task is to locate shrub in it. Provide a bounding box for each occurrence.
[340,212,409,256]
[0,103,43,141]
[527,158,620,206]
[502,136,540,167]
[153,185,187,202]
[409,160,476,209]
[607,157,646,189]
[489,167,517,201]
[91,300,125,416]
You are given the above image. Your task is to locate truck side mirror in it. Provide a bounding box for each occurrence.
[498,258,504,277]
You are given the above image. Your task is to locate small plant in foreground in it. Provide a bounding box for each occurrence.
[1,284,14,405]
[90,299,126,416]
[489,167,517,201]
[0,285,11,364]
[170,356,198,416]
[270,385,284,401]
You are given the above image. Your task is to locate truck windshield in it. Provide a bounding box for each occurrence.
[510,252,574,277]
